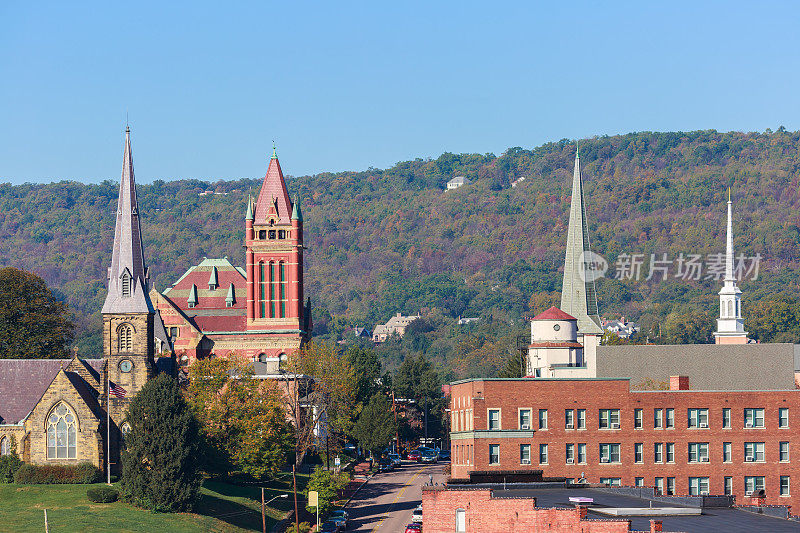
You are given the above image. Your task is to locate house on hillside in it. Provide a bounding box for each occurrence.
[447,176,469,190]
[602,317,640,338]
[511,176,526,188]
[373,313,421,343]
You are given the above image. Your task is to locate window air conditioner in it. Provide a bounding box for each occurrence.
[521,424,530,430]
[521,459,531,465]
[745,455,754,462]
[699,422,708,428]
[745,491,753,496]
[700,457,709,462]
[700,490,709,496]
[611,423,620,429]
[566,423,574,429]
[601,457,609,463]
[745,422,753,428]
[566,458,574,464]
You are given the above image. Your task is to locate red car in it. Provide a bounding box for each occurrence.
[407,449,422,461]
[405,524,422,533]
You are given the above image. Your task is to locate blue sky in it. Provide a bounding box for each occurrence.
[1,1,799,184]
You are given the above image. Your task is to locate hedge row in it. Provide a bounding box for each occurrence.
[13,463,102,484]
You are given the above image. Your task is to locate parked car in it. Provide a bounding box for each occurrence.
[378,456,394,472]
[437,449,450,461]
[412,504,423,523]
[389,453,402,467]
[420,450,438,463]
[319,520,342,533]
[330,509,349,529]
[407,449,422,461]
[405,523,423,533]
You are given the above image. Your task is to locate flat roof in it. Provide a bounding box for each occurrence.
[434,486,799,532]
[449,377,629,386]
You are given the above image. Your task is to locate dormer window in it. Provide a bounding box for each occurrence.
[121,270,132,297]
[268,230,276,239]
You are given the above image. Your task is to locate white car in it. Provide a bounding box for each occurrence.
[412,505,423,523]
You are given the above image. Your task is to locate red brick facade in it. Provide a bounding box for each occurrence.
[422,487,648,532]
[449,378,800,511]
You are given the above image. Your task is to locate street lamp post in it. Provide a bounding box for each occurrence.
[261,492,288,533]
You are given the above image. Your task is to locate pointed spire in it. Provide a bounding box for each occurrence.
[291,196,303,221]
[245,195,254,221]
[208,266,218,290]
[187,284,198,307]
[560,145,603,335]
[714,191,748,343]
[254,148,292,224]
[271,141,278,160]
[102,127,154,314]
[225,283,236,306]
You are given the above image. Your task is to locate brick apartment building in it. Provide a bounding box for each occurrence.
[449,376,800,510]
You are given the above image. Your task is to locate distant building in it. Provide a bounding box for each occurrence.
[457,316,480,325]
[447,176,469,190]
[372,313,420,343]
[510,175,526,188]
[603,317,640,338]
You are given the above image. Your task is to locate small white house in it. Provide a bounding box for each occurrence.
[447,176,469,190]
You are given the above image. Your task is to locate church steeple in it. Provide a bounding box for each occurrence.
[714,190,748,344]
[560,146,603,335]
[102,126,154,315]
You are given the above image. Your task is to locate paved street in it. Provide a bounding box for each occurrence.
[346,462,447,532]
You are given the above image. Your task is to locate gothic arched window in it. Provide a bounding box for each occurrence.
[47,402,77,459]
[118,323,133,352]
[121,271,132,297]
[0,436,10,456]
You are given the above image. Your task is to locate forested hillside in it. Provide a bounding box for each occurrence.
[3,129,800,377]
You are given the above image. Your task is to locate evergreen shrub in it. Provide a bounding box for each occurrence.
[0,454,23,482]
[13,463,101,484]
[87,486,119,503]
[120,373,202,512]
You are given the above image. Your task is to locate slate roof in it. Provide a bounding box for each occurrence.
[0,358,103,424]
[254,152,293,225]
[102,127,154,314]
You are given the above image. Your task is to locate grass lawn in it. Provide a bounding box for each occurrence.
[0,474,308,533]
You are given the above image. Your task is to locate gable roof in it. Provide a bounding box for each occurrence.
[0,358,103,424]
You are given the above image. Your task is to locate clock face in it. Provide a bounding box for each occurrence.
[553,323,561,331]
[119,359,133,373]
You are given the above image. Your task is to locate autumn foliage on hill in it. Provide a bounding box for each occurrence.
[2,129,800,374]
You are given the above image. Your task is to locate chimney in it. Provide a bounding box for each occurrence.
[650,520,663,532]
[670,375,689,390]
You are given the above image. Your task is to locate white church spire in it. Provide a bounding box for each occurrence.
[714,189,748,344]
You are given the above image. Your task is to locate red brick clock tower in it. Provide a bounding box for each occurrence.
[245,147,307,352]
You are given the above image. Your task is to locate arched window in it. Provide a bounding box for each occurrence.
[47,402,77,459]
[118,323,133,352]
[121,271,132,297]
[0,436,10,456]
[727,301,734,318]
[258,262,266,318]
[279,261,286,318]
[269,262,276,318]
[258,353,268,362]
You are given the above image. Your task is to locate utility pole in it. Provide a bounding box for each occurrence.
[261,488,266,533]
[392,391,400,454]
[424,397,428,443]
[293,465,299,533]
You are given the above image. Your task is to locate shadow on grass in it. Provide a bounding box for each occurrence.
[195,490,265,531]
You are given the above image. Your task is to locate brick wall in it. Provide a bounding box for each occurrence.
[449,378,800,510]
[422,487,633,532]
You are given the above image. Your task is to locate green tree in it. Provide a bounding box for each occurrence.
[305,466,349,517]
[346,345,382,401]
[394,354,440,404]
[0,267,74,359]
[352,394,397,456]
[496,351,525,378]
[187,355,293,479]
[120,373,202,512]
